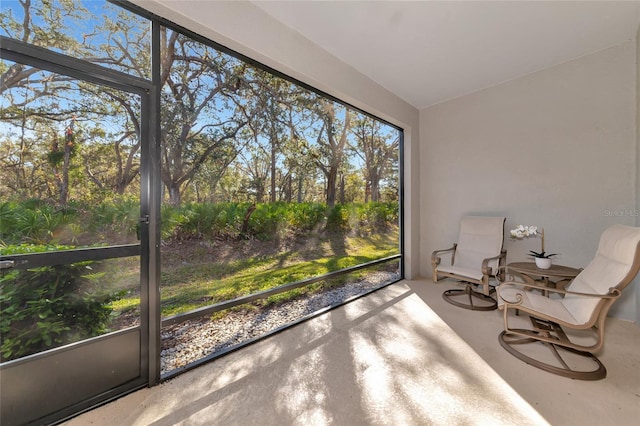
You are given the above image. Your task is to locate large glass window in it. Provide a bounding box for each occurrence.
[1,0,402,376]
[156,27,401,374]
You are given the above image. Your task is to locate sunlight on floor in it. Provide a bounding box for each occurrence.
[65,283,553,425]
[347,291,548,425]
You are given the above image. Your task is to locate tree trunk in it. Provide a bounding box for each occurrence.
[255,177,265,204]
[365,181,371,203]
[195,182,201,203]
[297,174,304,203]
[241,203,256,237]
[59,145,70,205]
[370,178,380,202]
[270,138,277,203]
[168,184,181,206]
[326,167,337,207]
[285,173,292,203]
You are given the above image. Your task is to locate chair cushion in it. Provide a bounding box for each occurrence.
[563,225,640,324]
[438,265,484,282]
[498,284,579,324]
[454,216,505,271]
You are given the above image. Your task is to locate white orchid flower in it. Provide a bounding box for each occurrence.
[510,225,540,239]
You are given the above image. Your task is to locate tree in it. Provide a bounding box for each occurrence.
[1,1,401,210]
[0,63,84,204]
[0,114,53,200]
[237,69,312,203]
[251,71,285,203]
[236,139,270,203]
[351,116,399,202]
[158,29,250,206]
[307,99,351,207]
[47,115,77,204]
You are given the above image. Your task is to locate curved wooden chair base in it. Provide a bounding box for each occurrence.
[498,330,606,380]
[442,285,497,311]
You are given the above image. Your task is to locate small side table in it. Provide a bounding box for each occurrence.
[506,262,582,296]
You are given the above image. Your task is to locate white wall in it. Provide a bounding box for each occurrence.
[636,25,640,324]
[132,0,421,277]
[420,41,639,320]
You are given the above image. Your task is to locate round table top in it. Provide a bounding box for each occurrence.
[507,262,582,278]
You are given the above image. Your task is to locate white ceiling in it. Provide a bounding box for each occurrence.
[251,1,640,109]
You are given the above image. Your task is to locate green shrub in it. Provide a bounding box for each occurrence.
[0,201,18,242]
[1,199,399,246]
[360,202,399,231]
[0,244,123,362]
[248,202,289,240]
[246,202,328,240]
[91,197,139,239]
[326,204,351,232]
[212,203,247,239]
[289,202,326,233]
[321,202,398,236]
[0,200,70,245]
[161,203,249,240]
[160,204,190,240]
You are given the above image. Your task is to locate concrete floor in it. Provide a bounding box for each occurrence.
[65,279,640,426]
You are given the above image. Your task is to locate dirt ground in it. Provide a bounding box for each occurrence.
[159,232,337,269]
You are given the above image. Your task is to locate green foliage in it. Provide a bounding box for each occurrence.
[325,202,397,235]
[0,197,142,247]
[0,199,398,360]
[249,202,294,240]
[160,202,326,241]
[0,244,123,362]
[47,150,65,167]
[161,202,248,240]
[1,200,398,246]
[0,200,72,245]
[246,202,397,240]
[326,204,351,232]
[91,197,140,238]
[528,250,558,259]
[289,202,327,233]
[358,202,399,231]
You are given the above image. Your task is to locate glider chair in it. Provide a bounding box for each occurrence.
[497,224,640,380]
[432,216,507,311]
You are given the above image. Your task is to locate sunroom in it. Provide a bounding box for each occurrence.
[1,1,639,425]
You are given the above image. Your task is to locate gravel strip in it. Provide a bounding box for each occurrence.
[161,270,400,373]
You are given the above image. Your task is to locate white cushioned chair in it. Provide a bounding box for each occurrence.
[432,216,507,310]
[497,224,640,380]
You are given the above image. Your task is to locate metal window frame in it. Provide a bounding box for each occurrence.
[0,36,151,93]
[2,0,406,392]
[0,33,157,423]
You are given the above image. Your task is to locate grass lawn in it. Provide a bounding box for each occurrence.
[109,227,399,319]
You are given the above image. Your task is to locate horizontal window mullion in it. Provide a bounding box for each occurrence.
[0,36,152,94]
[1,244,141,269]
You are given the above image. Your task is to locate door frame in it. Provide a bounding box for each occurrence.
[0,36,158,425]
